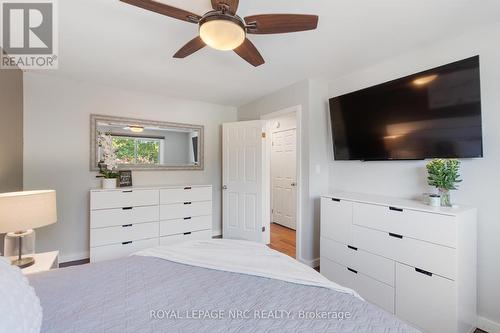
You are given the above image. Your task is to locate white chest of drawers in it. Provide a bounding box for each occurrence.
[320,192,476,333]
[90,185,212,262]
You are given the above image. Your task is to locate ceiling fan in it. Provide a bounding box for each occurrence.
[120,0,319,66]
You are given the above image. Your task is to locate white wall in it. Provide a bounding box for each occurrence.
[238,79,331,265]
[328,22,500,330]
[23,73,237,262]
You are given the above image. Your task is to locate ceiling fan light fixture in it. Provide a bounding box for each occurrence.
[199,17,245,51]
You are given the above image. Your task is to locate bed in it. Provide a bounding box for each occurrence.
[26,240,419,333]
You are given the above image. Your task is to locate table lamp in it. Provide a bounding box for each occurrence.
[0,190,57,268]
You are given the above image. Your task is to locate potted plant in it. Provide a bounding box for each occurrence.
[97,133,119,189]
[426,159,462,207]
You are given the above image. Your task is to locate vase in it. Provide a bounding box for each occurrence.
[439,188,451,207]
[102,178,117,189]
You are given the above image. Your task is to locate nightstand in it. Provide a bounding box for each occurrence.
[13,251,59,275]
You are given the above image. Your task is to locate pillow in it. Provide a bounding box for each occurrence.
[0,257,42,333]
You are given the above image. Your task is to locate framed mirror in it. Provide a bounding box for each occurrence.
[90,114,204,171]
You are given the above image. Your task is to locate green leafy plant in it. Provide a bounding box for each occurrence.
[97,162,119,179]
[426,159,462,191]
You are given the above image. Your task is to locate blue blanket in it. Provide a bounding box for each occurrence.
[29,256,419,333]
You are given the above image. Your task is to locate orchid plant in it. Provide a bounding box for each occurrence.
[97,132,119,179]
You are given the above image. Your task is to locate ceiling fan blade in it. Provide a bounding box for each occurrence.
[234,38,265,67]
[121,0,201,23]
[245,14,318,34]
[173,36,206,58]
[211,0,239,14]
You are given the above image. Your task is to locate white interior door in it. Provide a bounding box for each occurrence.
[222,121,266,242]
[271,129,297,230]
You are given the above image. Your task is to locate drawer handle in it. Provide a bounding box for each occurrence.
[122,224,133,228]
[347,267,358,274]
[183,232,192,235]
[122,190,133,193]
[184,186,192,190]
[415,267,433,277]
[184,202,192,205]
[389,206,403,212]
[347,245,358,251]
[389,232,403,239]
[183,217,192,220]
[122,207,133,210]
[331,198,341,202]
[122,241,133,245]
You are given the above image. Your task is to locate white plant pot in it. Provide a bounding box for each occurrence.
[102,178,117,189]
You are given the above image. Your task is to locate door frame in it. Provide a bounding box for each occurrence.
[261,105,303,262]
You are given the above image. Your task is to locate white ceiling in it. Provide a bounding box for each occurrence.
[39,0,500,106]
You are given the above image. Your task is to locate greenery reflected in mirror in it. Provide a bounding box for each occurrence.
[90,115,204,171]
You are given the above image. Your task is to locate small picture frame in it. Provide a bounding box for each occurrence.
[118,170,133,187]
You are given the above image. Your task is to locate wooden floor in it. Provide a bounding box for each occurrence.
[268,222,296,258]
[59,258,89,268]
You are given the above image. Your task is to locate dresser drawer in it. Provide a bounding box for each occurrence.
[321,237,395,286]
[90,189,159,210]
[395,262,456,333]
[159,229,212,245]
[320,197,353,244]
[90,238,158,263]
[353,202,456,247]
[321,258,394,314]
[90,205,159,228]
[90,221,159,247]
[160,187,212,204]
[160,216,211,237]
[352,225,456,280]
[160,201,212,220]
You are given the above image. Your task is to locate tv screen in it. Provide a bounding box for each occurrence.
[329,56,483,161]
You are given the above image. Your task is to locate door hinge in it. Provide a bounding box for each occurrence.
[262,226,266,232]
[262,132,266,139]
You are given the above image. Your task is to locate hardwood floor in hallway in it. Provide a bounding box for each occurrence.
[269,222,296,258]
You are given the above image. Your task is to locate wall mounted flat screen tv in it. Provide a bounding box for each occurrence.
[329,56,483,160]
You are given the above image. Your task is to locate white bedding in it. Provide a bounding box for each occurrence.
[133,239,360,298]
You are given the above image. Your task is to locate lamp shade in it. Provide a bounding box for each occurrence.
[0,190,57,233]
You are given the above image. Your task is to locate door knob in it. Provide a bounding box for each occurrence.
[223,185,228,190]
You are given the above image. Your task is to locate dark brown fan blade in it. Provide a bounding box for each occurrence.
[121,0,201,23]
[245,14,318,34]
[234,39,265,67]
[173,36,206,58]
[211,0,239,14]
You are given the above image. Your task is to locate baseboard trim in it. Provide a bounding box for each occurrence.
[300,257,320,269]
[59,251,89,264]
[478,316,500,333]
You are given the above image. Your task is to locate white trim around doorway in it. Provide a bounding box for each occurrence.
[261,105,303,264]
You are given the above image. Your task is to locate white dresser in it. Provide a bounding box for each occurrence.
[90,185,212,262]
[320,192,476,333]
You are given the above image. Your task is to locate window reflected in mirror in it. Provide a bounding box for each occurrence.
[91,115,203,171]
